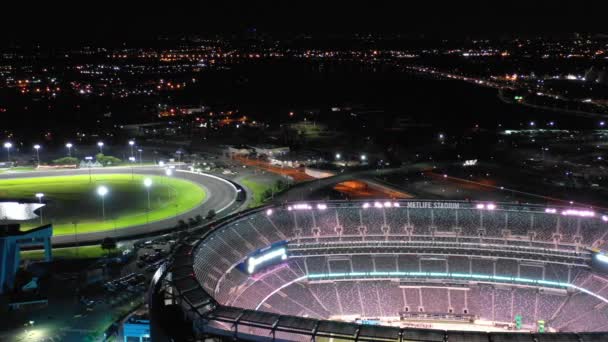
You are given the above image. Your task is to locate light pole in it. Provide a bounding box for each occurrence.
[4,142,12,163]
[129,156,136,180]
[33,144,41,166]
[165,168,173,199]
[97,141,104,154]
[97,185,108,221]
[138,149,143,165]
[85,156,93,182]
[144,178,152,223]
[35,193,44,224]
[72,221,79,258]
[65,143,73,157]
[129,140,135,158]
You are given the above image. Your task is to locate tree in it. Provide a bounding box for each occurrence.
[53,157,79,165]
[96,153,122,166]
[176,219,188,230]
[262,189,273,201]
[101,237,117,255]
[206,209,216,220]
[188,217,197,227]
[275,180,286,191]
[195,215,203,223]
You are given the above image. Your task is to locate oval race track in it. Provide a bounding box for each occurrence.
[0,166,240,246]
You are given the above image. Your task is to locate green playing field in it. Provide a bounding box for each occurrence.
[0,173,206,235]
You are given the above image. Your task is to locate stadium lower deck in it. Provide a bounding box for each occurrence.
[151,200,608,341]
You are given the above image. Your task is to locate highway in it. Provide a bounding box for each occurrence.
[0,166,240,246]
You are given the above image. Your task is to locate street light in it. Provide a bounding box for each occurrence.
[65,143,73,157]
[97,141,104,154]
[97,185,109,220]
[85,156,93,182]
[361,154,367,161]
[3,142,12,162]
[165,169,173,199]
[35,193,44,224]
[335,153,341,160]
[33,144,41,165]
[138,149,143,165]
[129,140,135,158]
[144,178,152,223]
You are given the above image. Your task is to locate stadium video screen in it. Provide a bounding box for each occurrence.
[239,241,288,275]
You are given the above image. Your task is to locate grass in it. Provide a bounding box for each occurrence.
[241,177,274,207]
[20,244,111,260]
[0,173,206,235]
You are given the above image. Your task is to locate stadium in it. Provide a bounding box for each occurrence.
[149,200,608,342]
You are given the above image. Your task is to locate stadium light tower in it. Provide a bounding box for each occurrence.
[65,143,73,157]
[35,193,44,224]
[33,144,41,165]
[97,141,104,154]
[129,140,135,158]
[3,142,12,162]
[97,185,109,220]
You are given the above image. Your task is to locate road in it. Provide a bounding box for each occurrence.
[0,166,239,246]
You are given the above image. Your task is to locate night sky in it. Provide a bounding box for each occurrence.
[1,1,608,43]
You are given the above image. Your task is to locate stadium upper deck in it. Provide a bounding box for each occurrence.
[150,200,608,341]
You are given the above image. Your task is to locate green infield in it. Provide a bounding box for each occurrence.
[0,173,206,235]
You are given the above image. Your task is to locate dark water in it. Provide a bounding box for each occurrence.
[5,59,603,142]
[179,60,602,131]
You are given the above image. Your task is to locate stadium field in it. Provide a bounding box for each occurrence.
[0,173,206,235]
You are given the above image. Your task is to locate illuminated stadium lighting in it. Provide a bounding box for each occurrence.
[597,254,608,264]
[561,209,594,217]
[476,203,485,209]
[393,202,400,207]
[486,203,496,210]
[247,248,287,274]
[292,203,312,210]
[374,202,383,208]
[317,203,327,210]
[266,209,273,216]
[362,202,370,209]
[545,208,557,214]
[383,201,392,208]
[603,215,608,222]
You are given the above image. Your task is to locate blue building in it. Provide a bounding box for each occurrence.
[0,223,53,294]
[123,315,150,342]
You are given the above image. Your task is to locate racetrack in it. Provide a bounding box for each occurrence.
[0,166,240,246]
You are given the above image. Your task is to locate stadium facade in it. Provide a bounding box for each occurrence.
[149,200,608,341]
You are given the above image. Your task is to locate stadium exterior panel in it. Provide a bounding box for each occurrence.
[150,200,608,341]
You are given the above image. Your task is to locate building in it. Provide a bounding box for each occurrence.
[0,223,52,294]
[123,314,150,342]
[251,144,290,157]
